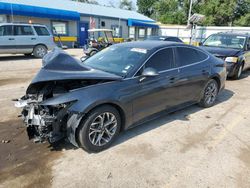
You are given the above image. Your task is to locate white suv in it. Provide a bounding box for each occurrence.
[0,23,56,58]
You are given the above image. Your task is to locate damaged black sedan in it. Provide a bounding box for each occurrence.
[15,41,226,152]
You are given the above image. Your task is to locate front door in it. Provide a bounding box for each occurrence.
[78,22,89,47]
[131,48,179,123]
[0,25,16,54]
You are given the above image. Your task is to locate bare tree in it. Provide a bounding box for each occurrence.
[119,0,134,10]
[71,0,98,4]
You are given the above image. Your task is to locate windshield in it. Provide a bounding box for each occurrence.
[203,34,246,49]
[84,46,148,76]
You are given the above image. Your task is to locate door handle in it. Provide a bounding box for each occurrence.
[31,38,36,40]
[8,38,15,40]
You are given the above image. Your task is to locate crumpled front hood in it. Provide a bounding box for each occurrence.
[199,46,241,57]
[31,48,122,84]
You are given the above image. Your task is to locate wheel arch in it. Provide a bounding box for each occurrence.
[33,43,48,51]
[210,74,221,90]
[74,102,127,147]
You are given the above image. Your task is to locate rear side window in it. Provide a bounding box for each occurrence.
[34,26,50,36]
[0,25,13,36]
[175,47,208,66]
[14,26,34,35]
[145,48,174,71]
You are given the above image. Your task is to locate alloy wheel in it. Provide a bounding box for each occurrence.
[88,112,117,147]
[204,82,218,105]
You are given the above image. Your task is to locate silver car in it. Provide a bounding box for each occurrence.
[0,23,56,58]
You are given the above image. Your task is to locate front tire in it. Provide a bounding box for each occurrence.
[199,79,219,108]
[232,64,243,80]
[33,45,47,58]
[78,105,121,152]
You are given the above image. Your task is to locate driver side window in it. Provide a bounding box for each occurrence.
[135,48,174,77]
[145,48,174,72]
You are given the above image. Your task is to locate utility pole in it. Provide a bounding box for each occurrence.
[187,0,193,25]
[10,3,14,23]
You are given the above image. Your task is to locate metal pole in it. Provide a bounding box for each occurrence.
[118,18,121,38]
[10,3,14,23]
[188,0,193,25]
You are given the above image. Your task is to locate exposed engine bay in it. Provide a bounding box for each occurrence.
[14,48,121,145]
[15,79,104,143]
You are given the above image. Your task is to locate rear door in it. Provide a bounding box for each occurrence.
[0,25,15,54]
[174,46,210,103]
[132,48,179,123]
[33,26,54,50]
[14,25,36,54]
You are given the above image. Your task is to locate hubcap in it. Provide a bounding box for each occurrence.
[204,82,218,105]
[88,112,117,147]
[37,47,46,57]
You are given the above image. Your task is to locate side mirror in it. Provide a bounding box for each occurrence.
[141,67,159,77]
[198,41,203,46]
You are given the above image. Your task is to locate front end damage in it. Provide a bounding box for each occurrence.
[15,83,79,144]
[15,78,111,145]
[14,48,121,146]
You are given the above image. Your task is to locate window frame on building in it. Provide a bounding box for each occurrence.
[129,26,135,39]
[51,21,68,36]
[139,28,146,38]
[111,25,122,38]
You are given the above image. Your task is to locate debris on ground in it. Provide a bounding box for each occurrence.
[1,140,10,144]
[107,172,112,179]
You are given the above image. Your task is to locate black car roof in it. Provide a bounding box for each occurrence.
[214,32,250,37]
[115,41,187,50]
[147,35,177,39]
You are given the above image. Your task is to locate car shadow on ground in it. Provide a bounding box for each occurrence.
[51,88,234,152]
[0,55,37,61]
[239,69,250,79]
[111,88,234,149]
[227,69,250,80]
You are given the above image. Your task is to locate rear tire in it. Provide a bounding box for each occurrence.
[199,79,219,108]
[77,105,121,152]
[33,45,47,58]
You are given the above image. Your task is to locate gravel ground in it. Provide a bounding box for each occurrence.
[0,49,249,188]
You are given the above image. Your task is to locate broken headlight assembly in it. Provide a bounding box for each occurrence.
[15,95,75,143]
